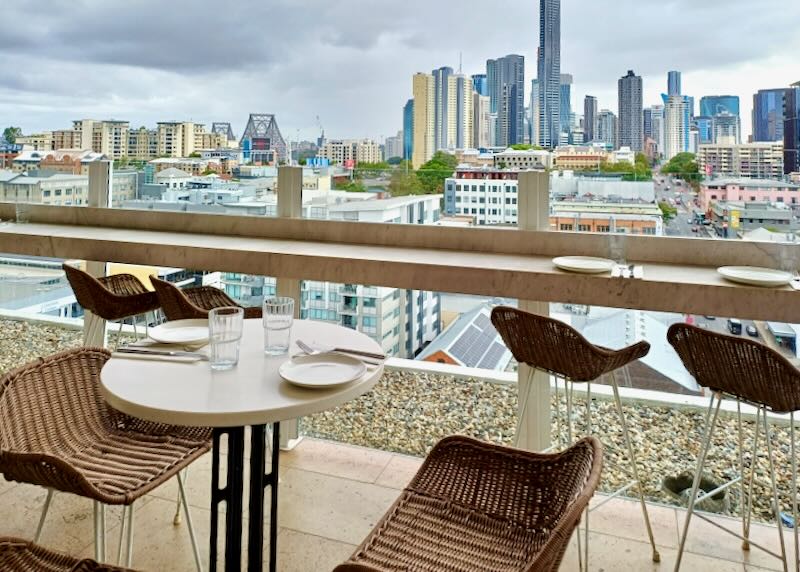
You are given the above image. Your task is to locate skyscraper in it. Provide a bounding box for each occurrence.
[429,67,473,152]
[530,79,541,145]
[649,105,665,156]
[700,95,740,118]
[711,112,741,144]
[412,73,435,168]
[668,71,681,97]
[472,74,488,97]
[664,95,689,160]
[618,70,643,152]
[784,83,800,174]
[473,92,491,149]
[403,99,414,161]
[559,73,573,140]
[432,67,453,151]
[597,110,618,150]
[537,0,561,148]
[753,88,790,142]
[584,95,598,142]
[486,55,525,146]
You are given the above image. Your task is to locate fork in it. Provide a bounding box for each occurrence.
[295,340,385,364]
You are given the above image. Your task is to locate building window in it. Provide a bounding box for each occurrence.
[578,224,591,232]
[597,225,610,232]
[559,224,573,231]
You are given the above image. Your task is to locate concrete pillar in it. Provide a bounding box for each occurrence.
[516,170,551,451]
[83,160,112,346]
[276,166,304,449]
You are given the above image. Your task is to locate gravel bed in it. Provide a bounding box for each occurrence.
[0,319,794,525]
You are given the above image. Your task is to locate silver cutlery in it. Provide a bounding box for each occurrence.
[295,340,386,364]
[116,347,209,360]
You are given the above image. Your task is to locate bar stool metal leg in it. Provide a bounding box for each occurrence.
[34,488,54,542]
[762,409,788,571]
[611,371,660,563]
[675,392,722,572]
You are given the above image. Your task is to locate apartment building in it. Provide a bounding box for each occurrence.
[317,139,382,166]
[156,121,196,158]
[412,72,436,168]
[15,132,53,151]
[698,142,785,179]
[71,119,130,159]
[53,129,80,149]
[128,127,158,161]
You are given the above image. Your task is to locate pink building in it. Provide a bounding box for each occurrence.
[700,178,800,212]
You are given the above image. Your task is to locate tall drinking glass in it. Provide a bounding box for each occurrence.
[209,307,244,371]
[263,297,294,356]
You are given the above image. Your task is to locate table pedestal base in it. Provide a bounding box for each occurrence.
[210,422,280,572]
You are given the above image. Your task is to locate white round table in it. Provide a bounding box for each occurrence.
[101,319,384,572]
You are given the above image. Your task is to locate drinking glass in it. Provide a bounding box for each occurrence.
[608,231,627,269]
[15,203,31,224]
[263,297,294,356]
[209,306,244,371]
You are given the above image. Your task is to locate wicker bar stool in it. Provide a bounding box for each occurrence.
[150,275,262,320]
[63,264,160,348]
[335,435,603,572]
[0,348,212,570]
[0,537,136,572]
[491,306,659,570]
[668,323,800,572]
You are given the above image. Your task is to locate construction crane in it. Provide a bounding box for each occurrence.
[315,115,325,148]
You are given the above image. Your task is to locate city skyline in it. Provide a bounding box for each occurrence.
[1,0,798,142]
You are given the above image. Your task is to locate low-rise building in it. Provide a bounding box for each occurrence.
[0,172,89,205]
[698,142,784,179]
[709,200,797,238]
[611,146,636,165]
[492,148,552,170]
[550,201,663,235]
[552,145,610,170]
[12,149,105,175]
[699,178,800,212]
[15,133,53,151]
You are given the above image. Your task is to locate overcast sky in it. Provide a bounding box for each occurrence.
[1,0,798,143]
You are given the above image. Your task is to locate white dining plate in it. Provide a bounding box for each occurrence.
[717,266,793,288]
[279,353,367,389]
[148,319,210,345]
[553,256,616,274]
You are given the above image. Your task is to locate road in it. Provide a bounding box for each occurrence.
[653,175,712,238]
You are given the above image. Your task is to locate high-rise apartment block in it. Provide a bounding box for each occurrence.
[431,68,473,151]
[412,73,435,168]
[384,132,404,161]
[156,121,195,158]
[698,142,785,179]
[784,83,800,174]
[667,71,681,97]
[536,0,561,148]
[487,54,525,146]
[597,110,618,150]
[711,112,741,145]
[560,74,573,141]
[618,70,643,152]
[403,99,414,161]
[473,93,491,149]
[128,127,158,161]
[664,95,689,160]
[530,79,541,145]
[584,96,598,143]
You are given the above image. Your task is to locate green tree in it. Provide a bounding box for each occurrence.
[416,151,457,194]
[354,161,391,179]
[202,167,216,175]
[298,157,307,166]
[658,201,678,222]
[661,152,701,182]
[509,143,544,151]
[386,156,403,165]
[334,179,367,192]
[2,127,22,144]
[188,152,201,158]
[388,161,424,196]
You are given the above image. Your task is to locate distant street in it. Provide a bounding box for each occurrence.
[654,175,710,238]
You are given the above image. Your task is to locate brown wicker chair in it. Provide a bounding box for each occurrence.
[668,323,800,571]
[150,274,262,320]
[0,348,211,570]
[63,264,160,347]
[490,306,659,567]
[0,537,136,572]
[335,436,603,572]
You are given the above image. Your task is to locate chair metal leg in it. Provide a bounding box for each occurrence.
[178,471,204,572]
[583,380,592,570]
[117,506,127,566]
[114,320,124,350]
[737,400,750,551]
[762,409,788,572]
[100,503,106,562]
[743,407,762,548]
[174,467,190,526]
[611,372,660,563]
[124,501,135,568]
[34,489,54,542]
[513,368,535,448]
[93,501,102,562]
[674,392,722,572]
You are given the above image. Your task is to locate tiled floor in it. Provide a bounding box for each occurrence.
[0,437,793,571]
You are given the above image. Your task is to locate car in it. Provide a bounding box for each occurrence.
[704,315,716,320]
[665,186,671,191]
[692,225,699,232]
[687,218,693,224]
[746,325,759,337]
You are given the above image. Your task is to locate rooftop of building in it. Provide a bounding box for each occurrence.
[326,193,442,212]
[703,178,800,189]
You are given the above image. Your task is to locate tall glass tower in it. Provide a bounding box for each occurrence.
[667,71,681,97]
[403,99,414,161]
[700,95,740,118]
[618,70,643,151]
[753,88,789,142]
[486,55,525,146]
[537,0,561,148]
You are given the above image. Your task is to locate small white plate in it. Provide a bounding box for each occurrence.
[553,256,616,274]
[148,319,209,345]
[279,354,367,389]
[717,266,793,288]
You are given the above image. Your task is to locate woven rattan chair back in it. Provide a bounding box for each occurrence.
[150,275,261,320]
[491,306,650,382]
[0,537,136,572]
[668,323,800,412]
[0,348,211,504]
[63,264,159,322]
[335,435,603,572]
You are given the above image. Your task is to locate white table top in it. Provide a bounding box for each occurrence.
[100,319,384,428]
